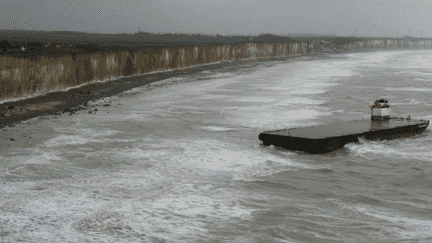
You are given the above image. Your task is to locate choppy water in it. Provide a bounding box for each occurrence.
[1,50,432,242]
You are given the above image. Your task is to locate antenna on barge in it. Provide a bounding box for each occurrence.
[370,98,390,120]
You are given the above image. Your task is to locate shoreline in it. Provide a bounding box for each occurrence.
[0,56,292,130]
[0,47,427,130]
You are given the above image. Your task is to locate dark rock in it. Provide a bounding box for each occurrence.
[103,104,111,107]
[10,138,14,141]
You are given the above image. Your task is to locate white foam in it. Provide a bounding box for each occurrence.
[225,107,329,129]
[386,87,432,92]
[2,148,62,164]
[87,97,115,106]
[44,135,90,147]
[151,195,252,221]
[42,126,119,148]
[413,78,428,81]
[234,96,278,103]
[352,204,432,239]
[206,72,236,79]
[275,97,325,105]
[346,138,432,162]
[193,126,239,132]
[0,181,38,200]
[2,189,96,242]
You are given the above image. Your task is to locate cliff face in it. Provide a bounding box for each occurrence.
[352,39,432,51]
[0,40,430,102]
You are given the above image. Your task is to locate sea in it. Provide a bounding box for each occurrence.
[1,49,432,242]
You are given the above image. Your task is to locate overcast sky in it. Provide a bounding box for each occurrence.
[1,0,431,37]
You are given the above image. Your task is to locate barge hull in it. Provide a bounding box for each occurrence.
[259,118,429,154]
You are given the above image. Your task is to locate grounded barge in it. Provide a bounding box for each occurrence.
[259,99,430,154]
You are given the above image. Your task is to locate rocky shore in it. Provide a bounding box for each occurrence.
[0,59,254,131]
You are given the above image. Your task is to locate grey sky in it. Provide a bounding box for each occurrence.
[1,0,431,37]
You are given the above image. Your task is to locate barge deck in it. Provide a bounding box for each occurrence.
[259,118,429,154]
